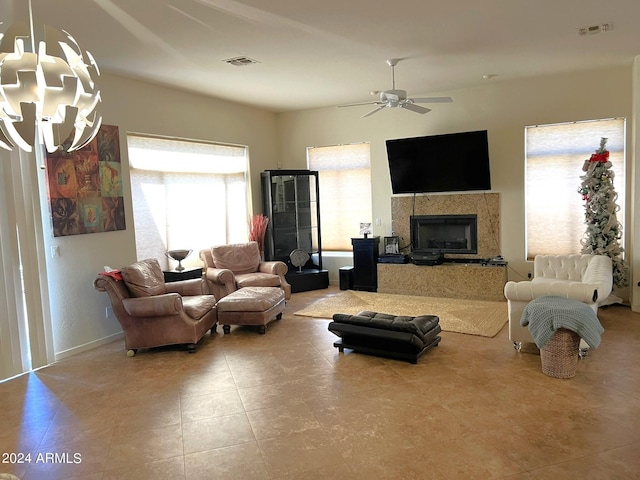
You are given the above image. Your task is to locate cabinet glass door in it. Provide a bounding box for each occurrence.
[262,171,320,267]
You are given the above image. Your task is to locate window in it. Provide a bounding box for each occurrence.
[525,118,625,260]
[128,135,248,270]
[307,143,372,251]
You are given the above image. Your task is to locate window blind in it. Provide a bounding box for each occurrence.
[525,118,625,260]
[0,148,54,381]
[308,143,372,251]
[128,135,248,269]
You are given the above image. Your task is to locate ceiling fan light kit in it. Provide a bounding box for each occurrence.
[338,58,452,118]
[0,0,102,153]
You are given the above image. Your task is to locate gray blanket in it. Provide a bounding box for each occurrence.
[520,296,604,349]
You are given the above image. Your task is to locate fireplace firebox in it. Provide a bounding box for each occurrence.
[410,214,478,255]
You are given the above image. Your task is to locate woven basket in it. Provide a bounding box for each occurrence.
[540,328,581,378]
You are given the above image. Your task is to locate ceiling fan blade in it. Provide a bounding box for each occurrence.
[361,106,386,118]
[401,103,431,114]
[337,101,379,108]
[410,97,454,104]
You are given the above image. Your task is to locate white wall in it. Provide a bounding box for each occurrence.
[276,66,634,291]
[43,73,278,358]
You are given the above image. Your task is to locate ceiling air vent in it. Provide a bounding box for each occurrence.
[578,22,613,36]
[223,56,260,66]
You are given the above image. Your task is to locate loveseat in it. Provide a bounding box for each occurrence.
[504,254,612,353]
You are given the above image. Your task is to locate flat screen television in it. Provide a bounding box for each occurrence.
[386,130,491,194]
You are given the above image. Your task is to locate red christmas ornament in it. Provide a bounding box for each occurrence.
[589,151,609,163]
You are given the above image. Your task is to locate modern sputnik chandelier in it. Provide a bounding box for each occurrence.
[0,0,102,153]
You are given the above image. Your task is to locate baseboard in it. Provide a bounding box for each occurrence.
[54,331,124,361]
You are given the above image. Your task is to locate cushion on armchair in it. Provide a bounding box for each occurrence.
[182,296,218,320]
[210,242,261,274]
[235,272,281,288]
[120,259,167,297]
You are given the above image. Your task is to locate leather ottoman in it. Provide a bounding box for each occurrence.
[216,286,285,334]
[328,310,441,363]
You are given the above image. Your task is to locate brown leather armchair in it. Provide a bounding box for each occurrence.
[94,258,217,356]
[199,241,291,300]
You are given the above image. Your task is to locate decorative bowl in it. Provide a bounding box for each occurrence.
[166,249,192,271]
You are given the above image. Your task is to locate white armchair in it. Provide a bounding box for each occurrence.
[504,254,613,354]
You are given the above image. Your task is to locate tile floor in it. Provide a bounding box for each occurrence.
[1,286,639,479]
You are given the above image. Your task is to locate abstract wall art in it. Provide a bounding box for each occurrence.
[45,124,126,237]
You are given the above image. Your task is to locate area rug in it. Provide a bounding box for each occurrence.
[294,290,508,337]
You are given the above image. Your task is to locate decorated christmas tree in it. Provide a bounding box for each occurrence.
[578,137,628,288]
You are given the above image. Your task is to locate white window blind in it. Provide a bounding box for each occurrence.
[307,143,372,251]
[128,135,248,270]
[525,118,625,260]
[0,148,55,381]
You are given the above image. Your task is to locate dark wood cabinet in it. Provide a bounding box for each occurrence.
[351,236,380,292]
[261,170,328,292]
[163,267,202,283]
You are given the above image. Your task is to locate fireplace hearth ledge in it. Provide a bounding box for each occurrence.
[377,262,507,302]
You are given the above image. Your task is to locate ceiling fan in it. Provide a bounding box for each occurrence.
[339,59,453,118]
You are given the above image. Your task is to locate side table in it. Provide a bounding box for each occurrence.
[163,267,203,283]
[351,236,380,292]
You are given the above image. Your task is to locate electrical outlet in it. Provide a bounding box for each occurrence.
[105,306,114,318]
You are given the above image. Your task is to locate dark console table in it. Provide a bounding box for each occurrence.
[163,267,202,283]
[351,236,380,292]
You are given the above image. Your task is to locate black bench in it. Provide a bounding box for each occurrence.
[328,310,441,364]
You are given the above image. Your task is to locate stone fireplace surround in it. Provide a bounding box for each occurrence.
[391,192,501,259]
[378,193,506,301]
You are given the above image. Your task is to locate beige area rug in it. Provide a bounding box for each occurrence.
[294,290,508,338]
